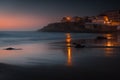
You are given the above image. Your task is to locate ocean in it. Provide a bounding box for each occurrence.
[0,31,120,67]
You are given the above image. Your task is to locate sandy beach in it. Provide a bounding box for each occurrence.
[0,62,120,80]
[0,45,120,80]
[0,0,119,79]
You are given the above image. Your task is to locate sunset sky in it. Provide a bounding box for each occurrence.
[0,0,119,31]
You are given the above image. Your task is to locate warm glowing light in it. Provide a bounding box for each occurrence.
[67,47,72,66]
[104,16,112,24]
[66,38,71,43]
[67,43,71,47]
[103,33,118,57]
[66,16,71,21]
[66,33,72,66]
[106,41,113,46]
[66,33,71,44]
[104,40,114,57]
[105,34,113,39]
[104,16,109,22]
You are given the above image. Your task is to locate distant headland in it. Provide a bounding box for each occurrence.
[38,10,120,33]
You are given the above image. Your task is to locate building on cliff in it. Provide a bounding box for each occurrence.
[99,10,120,26]
[61,16,83,23]
[85,23,117,32]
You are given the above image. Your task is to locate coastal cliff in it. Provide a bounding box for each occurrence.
[38,22,117,33]
[38,22,89,32]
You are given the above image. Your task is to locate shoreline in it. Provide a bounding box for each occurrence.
[0,32,120,80]
[50,38,120,48]
[39,30,118,33]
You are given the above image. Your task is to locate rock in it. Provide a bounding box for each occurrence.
[73,43,85,48]
[96,36,107,40]
[75,44,85,48]
[4,47,22,50]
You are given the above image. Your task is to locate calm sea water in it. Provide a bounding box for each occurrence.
[0,31,120,67]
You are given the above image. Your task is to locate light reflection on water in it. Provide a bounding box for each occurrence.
[103,33,120,57]
[0,33,120,66]
[66,33,72,66]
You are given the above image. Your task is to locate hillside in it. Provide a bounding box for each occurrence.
[38,22,87,32]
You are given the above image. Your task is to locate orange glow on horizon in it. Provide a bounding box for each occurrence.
[0,13,50,30]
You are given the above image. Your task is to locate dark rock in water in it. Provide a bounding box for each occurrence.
[96,36,107,40]
[72,42,77,45]
[4,47,22,50]
[75,44,85,48]
[5,47,15,50]
[73,43,85,48]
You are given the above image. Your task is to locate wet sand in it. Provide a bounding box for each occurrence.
[0,40,120,80]
[0,62,120,80]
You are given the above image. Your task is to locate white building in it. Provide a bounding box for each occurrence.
[91,15,111,25]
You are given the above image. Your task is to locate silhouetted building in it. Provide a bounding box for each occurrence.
[92,15,111,24]
[85,23,117,32]
[102,10,120,22]
[72,16,82,22]
[61,16,83,23]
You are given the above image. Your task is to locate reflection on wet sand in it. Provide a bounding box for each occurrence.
[66,33,72,66]
[67,47,72,66]
[104,40,114,57]
[103,33,119,57]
